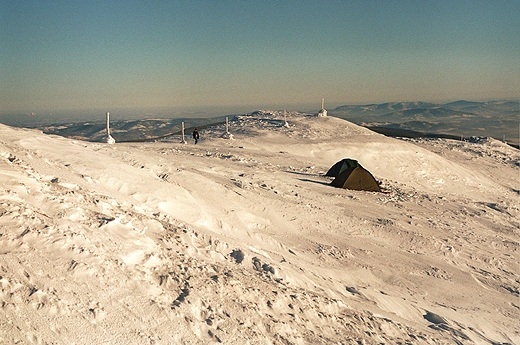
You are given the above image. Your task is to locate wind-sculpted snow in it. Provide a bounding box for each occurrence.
[0,112,518,344]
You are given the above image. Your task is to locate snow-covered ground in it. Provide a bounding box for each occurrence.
[0,112,518,344]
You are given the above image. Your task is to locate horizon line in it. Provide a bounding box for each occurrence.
[2,97,519,116]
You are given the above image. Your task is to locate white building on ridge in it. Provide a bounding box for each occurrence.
[317,98,327,117]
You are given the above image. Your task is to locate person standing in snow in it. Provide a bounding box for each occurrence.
[192,128,200,144]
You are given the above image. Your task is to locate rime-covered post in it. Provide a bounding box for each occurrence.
[181,122,187,144]
[221,116,234,139]
[105,112,115,144]
[283,109,289,128]
[106,112,110,136]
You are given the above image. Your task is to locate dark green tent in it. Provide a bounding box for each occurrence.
[327,159,381,192]
[325,158,360,177]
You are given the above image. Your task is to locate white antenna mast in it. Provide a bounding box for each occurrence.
[318,98,327,117]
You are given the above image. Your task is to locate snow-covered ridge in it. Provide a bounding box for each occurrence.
[5,99,517,147]
[0,113,518,344]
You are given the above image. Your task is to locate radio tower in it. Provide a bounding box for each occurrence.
[317,98,327,117]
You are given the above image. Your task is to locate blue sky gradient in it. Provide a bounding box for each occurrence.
[1,0,519,112]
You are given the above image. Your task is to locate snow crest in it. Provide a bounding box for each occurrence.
[0,115,518,344]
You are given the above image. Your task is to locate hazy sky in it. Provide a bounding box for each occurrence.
[1,0,519,112]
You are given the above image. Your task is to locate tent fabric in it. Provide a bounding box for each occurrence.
[328,159,381,192]
[325,158,359,177]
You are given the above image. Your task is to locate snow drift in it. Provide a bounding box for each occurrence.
[0,112,518,344]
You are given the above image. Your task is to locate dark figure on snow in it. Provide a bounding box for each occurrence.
[192,128,200,144]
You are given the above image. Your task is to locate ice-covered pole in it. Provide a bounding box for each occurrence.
[221,116,234,139]
[105,112,115,144]
[106,112,110,136]
[181,122,187,144]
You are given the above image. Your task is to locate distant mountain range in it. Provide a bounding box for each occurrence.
[1,100,518,147]
[37,116,228,143]
[330,100,519,145]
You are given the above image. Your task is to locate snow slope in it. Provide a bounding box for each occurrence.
[0,112,518,344]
